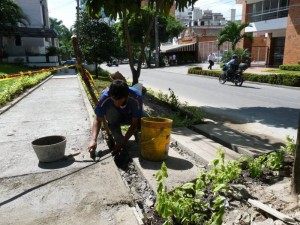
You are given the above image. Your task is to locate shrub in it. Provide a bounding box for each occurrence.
[188,67,300,87]
[279,64,300,71]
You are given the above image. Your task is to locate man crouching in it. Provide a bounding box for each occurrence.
[88,79,144,157]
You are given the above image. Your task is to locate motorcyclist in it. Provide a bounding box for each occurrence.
[224,54,239,79]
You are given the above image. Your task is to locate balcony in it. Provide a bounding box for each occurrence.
[247,7,288,22]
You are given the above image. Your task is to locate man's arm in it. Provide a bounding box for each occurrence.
[88,116,104,152]
[122,117,139,147]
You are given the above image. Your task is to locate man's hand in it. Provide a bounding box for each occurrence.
[88,140,97,160]
[88,140,97,152]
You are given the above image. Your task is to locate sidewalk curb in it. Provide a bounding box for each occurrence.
[0,75,53,115]
[76,75,95,127]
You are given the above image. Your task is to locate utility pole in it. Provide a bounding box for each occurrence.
[154,3,159,68]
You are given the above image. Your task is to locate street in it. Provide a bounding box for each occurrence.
[102,63,300,142]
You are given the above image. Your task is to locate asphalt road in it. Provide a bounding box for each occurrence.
[102,63,300,142]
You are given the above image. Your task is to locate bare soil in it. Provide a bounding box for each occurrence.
[115,93,300,225]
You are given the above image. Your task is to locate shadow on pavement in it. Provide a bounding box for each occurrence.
[203,106,299,130]
[38,156,75,169]
[0,162,98,207]
[138,155,193,171]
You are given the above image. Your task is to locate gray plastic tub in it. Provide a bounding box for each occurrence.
[32,135,66,162]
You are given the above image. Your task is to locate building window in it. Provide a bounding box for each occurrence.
[253,2,263,14]
[263,0,271,12]
[248,0,289,22]
[279,0,289,8]
[270,0,279,11]
[15,36,21,46]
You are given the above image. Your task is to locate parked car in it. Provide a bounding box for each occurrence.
[62,59,76,66]
[120,58,129,64]
[62,59,77,73]
[107,58,119,67]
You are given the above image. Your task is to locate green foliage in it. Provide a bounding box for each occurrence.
[217,22,252,50]
[0,63,32,75]
[279,64,300,71]
[154,88,204,127]
[46,46,59,56]
[49,17,74,60]
[76,11,120,64]
[13,58,25,65]
[84,0,194,84]
[155,150,241,225]
[244,155,265,178]
[84,0,197,20]
[244,136,295,178]
[221,48,251,64]
[188,67,300,87]
[0,0,30,36]
[244,149,285,178]
[280,135,296,155]
[0,72,51,107]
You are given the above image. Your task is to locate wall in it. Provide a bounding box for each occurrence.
[283,0,300,64]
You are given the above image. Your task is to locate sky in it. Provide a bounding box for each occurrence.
[47,0,242,29]
[194,0,243,20]
[47,0,77,29]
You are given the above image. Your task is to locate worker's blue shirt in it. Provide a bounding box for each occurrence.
[95,87,143,119]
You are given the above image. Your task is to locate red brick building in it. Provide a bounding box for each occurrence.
[237,0,300,66]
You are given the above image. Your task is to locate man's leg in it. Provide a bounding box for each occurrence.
[105,105,124,145]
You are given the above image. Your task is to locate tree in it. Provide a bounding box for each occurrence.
[0,0,30,35]
[113,9,184,68]
[76,11,120,77]
[83,0,196,85]
[217,21,252,51]
[0,0,30,57]
[49,17,73,60]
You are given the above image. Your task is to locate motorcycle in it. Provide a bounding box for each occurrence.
[219,63,248,86]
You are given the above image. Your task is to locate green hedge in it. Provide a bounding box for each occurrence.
[188,67,300,87]
[279,64,300,71]
[0,72,51,107]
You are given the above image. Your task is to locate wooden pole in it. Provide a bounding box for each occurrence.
[71,35,98,106]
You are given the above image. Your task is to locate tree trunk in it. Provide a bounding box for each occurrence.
[95,62,98,78]
[121,3,157,85]
[291,113,300,195]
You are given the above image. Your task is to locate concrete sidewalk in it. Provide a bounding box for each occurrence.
[0,73,141,225]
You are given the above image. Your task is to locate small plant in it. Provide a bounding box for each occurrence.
[155,150,241,225]
[167,88,180,109]
[280,135,296,155]
[245,155,266,178]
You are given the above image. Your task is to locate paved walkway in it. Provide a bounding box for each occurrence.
[0,73,140,225]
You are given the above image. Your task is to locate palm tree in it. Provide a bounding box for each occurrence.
[0,0,30,35]
[217,21,252,51]
[0,0,30,57]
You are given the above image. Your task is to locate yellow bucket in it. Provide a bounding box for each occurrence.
[140,117,173,161]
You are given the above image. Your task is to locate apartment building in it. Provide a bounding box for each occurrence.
[1,0,58,66]
[237,0,300,66]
